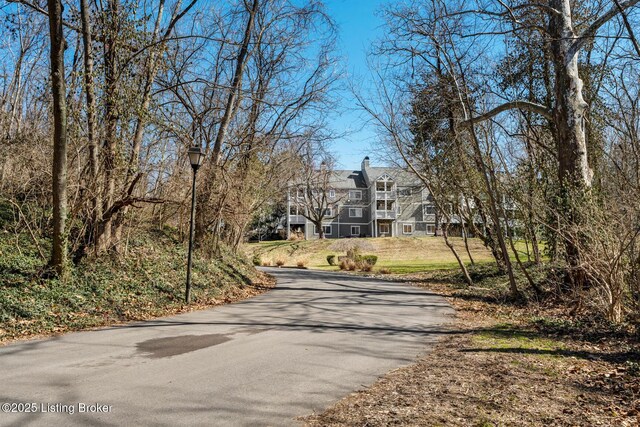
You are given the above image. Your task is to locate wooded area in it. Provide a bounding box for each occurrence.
[362,0,640,322]
[0,0,337,272]
[2,0,640,326]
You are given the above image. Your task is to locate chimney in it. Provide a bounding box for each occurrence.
[362,156,370,170]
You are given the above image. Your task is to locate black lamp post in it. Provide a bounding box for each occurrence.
[186,145,204,303]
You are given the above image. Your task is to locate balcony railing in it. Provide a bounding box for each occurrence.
[375,190,396,199]
[288,215,306,224]
[375,210,396,219]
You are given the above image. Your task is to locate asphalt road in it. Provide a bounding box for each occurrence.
[0,268,454,426]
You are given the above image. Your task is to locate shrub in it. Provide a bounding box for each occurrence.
[329,239,375,255]
[379,267,392,274]
[358,255,378,266]
[360,262,373,272]
[339,259,356,271]
[261,260,271,267]
[327,255,336,266]
[275,258,285,267]
[252,254,262,266]
[296,259,308,268]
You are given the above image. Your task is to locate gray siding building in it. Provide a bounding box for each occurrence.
[287,157,438,239]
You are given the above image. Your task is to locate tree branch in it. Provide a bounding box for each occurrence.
[572,0,640,55]
[613,0,640,57]
[459,101,552,128]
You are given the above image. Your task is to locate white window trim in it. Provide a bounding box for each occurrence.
[314,225,332,235]
[329,189,336,198]
[349,208,363,218]
[424,204,436,215]
[403,223,414,234]
[351,226,360,236]
[348,190,362,200]
[379,223,390,233]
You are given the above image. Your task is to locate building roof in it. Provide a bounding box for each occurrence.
[329,170,367,189]
[363,166,423,186]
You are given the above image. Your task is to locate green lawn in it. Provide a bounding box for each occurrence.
[244,236,545,274]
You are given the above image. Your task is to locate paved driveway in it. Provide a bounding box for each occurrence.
[0,268,454,426]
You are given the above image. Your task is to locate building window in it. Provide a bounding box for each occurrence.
[315,207,332,216]
[377,200,394,211]
[424,204,436,215]
[314,225,332,235]
[351,226,360,236]
[348,190,362,200]
[329,189,336,198]
[403,223,414,234]
[399,188,411,196]
[349,208,363,217]
[289,205,303,215]
[376,181,393,191]
[379,223,390,234]
[426,224,435,234]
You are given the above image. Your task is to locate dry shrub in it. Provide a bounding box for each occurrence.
[261,260,271,267]
[288,230,304,241]
[275,258,286,267]
[360,262,373,272]
[554,191,640,323]
[339,259,356,271]
[379,267,392,274]
[330,239,375,259]
[296,259,308,268]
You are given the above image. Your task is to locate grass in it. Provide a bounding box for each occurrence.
[245,236,545,274]
[0,225,270,344]
[472,323,566,356]
[245,236,501,272]
[304,262,640,427]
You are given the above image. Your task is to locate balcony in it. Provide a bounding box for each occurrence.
[375,210,396,219]
[376,190,396,199]
[288,215,306,224]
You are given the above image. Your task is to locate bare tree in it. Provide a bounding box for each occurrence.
[291,157,342,240]
[47,0,67,276]
[371,0,640,297]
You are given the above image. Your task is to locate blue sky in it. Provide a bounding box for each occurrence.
[324,0,388,171]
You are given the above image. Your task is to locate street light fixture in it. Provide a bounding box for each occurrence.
[186,145,204,304]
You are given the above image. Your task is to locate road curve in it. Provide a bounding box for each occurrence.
[0,268,454,426]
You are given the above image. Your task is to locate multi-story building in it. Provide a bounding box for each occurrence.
[286,157,438,239]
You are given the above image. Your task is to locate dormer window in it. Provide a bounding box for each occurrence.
[376,181,393,191]
[376,174,394,191]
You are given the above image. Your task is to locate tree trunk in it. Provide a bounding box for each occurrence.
[112,0,166,248]
[196,0,259,244]
[549,0,593,290]
[80,0,101,256]
[461,220,475,265]
[96,0,120,253]
[47,0,68,276]
[442,222,473,287]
